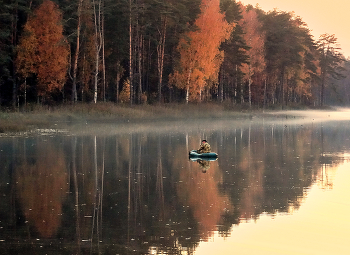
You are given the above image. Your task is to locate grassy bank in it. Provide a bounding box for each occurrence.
[1,102,331,134]
[0,102,265,133]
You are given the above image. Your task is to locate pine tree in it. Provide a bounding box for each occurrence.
[262,10,316,106]
[0,0,33,106]
[219,0,249,103]
[317,34,345,106]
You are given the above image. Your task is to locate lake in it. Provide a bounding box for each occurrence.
[1,111,350,254]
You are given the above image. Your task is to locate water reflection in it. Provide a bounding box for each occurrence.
[179,154,229,242]
[15,140,68,238]
[192,159,212,173]
[0,120,349,254]
[196,160,350,255]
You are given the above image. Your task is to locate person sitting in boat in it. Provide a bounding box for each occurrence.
[197,140,211,153]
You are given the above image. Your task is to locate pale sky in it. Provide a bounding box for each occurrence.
[239,0,350,58]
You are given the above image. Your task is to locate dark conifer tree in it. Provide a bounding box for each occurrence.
[219,0,249,103]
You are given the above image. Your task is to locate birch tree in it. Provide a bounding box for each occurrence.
[16,0,69,101]
[71,0,84,102]
[92,0,104,103]
[170,0,233,103]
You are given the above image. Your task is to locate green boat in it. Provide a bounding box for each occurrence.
[189,150,218,158]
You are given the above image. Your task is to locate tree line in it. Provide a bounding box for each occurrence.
[0,0,347,107]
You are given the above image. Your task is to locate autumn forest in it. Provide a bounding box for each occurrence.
[0,0,349,107]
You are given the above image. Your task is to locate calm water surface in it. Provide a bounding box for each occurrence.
[0,116,350,254]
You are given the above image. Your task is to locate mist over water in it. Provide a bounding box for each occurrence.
[270,108,350,121]
[1,110,350,254]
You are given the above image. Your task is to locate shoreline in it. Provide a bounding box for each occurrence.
[0,103,345,135]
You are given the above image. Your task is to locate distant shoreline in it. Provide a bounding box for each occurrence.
[0,102,342,135]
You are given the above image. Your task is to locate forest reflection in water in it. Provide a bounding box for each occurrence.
[0,120,350,254]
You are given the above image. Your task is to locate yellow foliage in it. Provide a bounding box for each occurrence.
[120,79,131,103]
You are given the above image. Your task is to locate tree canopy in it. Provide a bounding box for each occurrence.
[0,0,347,107]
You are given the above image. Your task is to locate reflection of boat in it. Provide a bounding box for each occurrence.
[189,150,218,158]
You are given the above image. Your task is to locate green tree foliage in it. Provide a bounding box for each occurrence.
[0,0,12,79]
[325,59,350,105]
[316,34,345,106]
[219,0,249,103]
[0,0,33,106]
[262,10,318,106]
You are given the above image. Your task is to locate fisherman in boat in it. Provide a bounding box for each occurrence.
[197,139,211,153]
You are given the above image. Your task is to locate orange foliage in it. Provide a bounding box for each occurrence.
[170,0,234,102]
[16,0,69,99]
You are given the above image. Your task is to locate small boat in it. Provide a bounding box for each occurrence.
[189,150,218,158]
[189,157,217,162]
